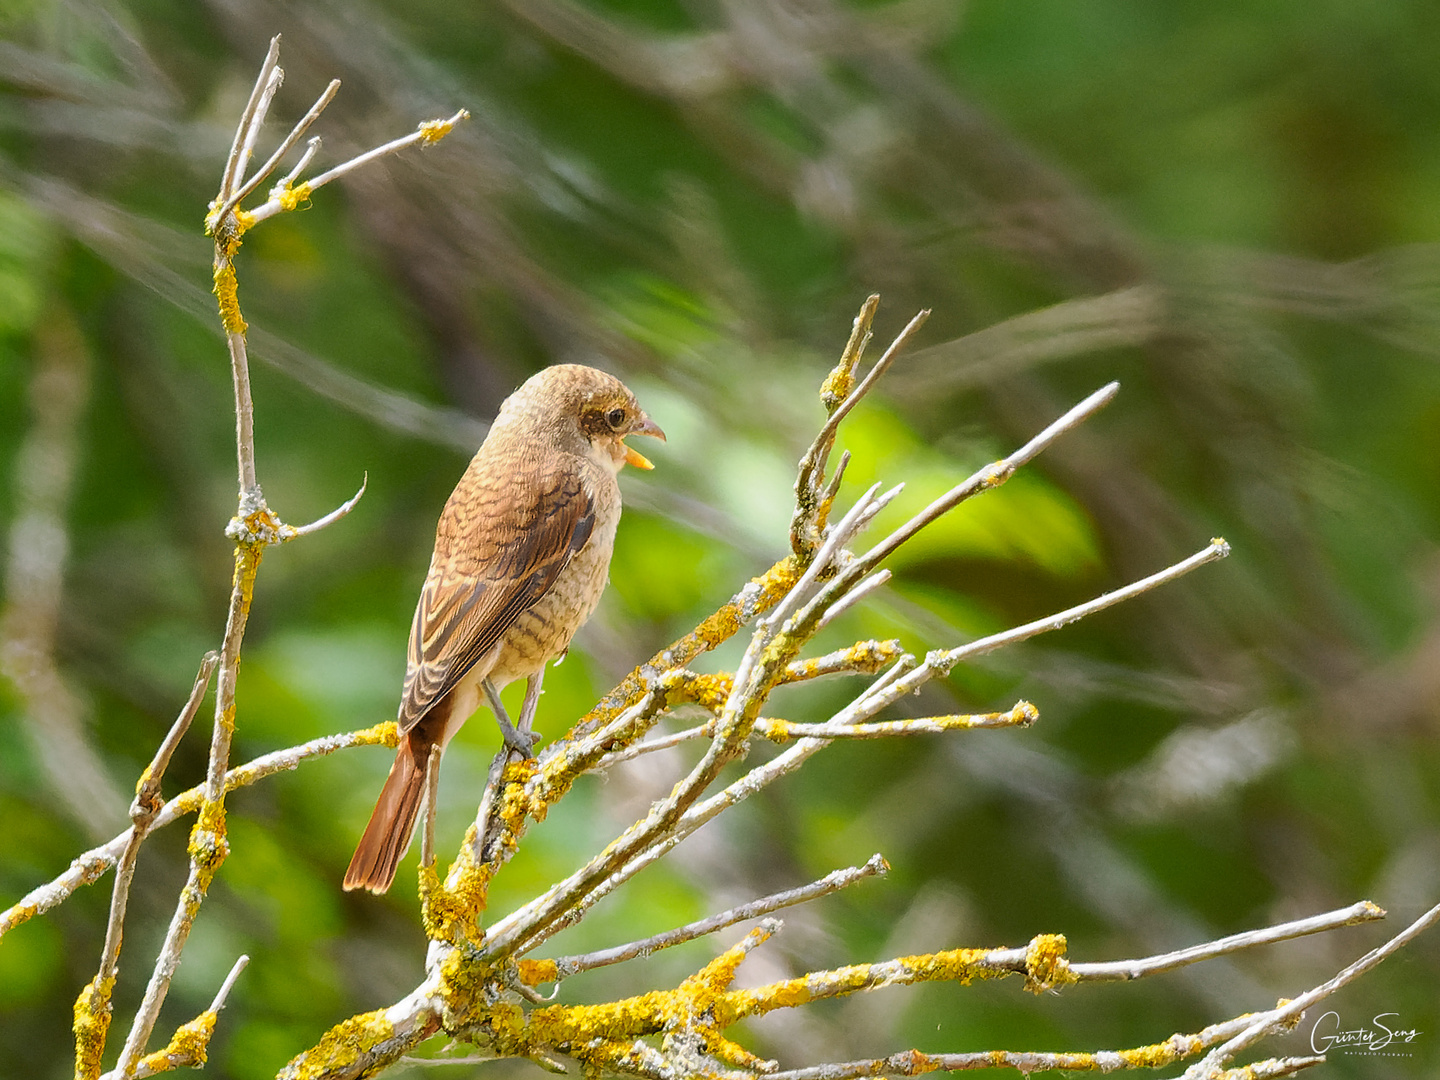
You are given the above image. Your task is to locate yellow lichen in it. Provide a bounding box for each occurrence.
[72,974,115,1080]
[277,181,312,212]
[417,116,459,144]
[137,1010,216,1074]
[0,901,40,933]
[422,830,492,946]
[516,958,559,987]
[282,1009,396,1079]
[212,261,247,335]
[352,720,400,748]
[187,796,229,881]
[1117,1036,1194,1069]
[1023,933,1075,993]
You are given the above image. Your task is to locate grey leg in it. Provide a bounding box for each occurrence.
[517,668,545,738]
[483,677,538,758]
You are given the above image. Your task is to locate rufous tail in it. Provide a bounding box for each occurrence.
[344,744,426,893]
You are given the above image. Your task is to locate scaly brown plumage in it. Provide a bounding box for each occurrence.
[344,365,664,894]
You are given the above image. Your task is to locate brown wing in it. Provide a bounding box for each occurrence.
[398,459,595,733]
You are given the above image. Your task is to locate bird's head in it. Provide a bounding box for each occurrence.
[502,364,666,474]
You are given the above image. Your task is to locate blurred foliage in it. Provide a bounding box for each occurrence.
[3,1,1440,1077]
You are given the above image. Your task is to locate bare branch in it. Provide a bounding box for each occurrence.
[543,855,889,982]
[0,722,394,938]
[212,78,340,226]
[1072,900,1385,982]
[841,539,1231,727]
[283,473,368,539]
[421,744,442,871]
[77,652,221,1077]
[274,136,322,195]
[246,110,471,227]
[757,701,1037,742]
[812,568,890,632]
[219,35,280,202]
[1182,899,1440,1078]
[860,380,1120,571]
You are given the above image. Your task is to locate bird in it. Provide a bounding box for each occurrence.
[344,364,665,894]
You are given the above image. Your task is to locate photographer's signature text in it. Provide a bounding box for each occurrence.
[1310,1011,1420,1056]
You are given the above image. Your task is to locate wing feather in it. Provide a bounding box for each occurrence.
[398,460,595,732]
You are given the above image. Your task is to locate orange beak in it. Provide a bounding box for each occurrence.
[622,414,666,470]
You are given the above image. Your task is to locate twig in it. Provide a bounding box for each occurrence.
[543,855,889,981]
[245,110,470,228]
[841,539,1231,726]
[791,297,878,556]
[231,65,284,205]
[794,305,927,558]
[76,653,220,1076]
[422,744,442,871]
[1071,900,1385,982]
[859,380,1119,572]
[763,482,902,635]
[219,36,280,202]
[283,473,368,539]
[273,136,321,195]
[599,722,709,766]
[756,702,1037,742]
[0,722,394,938]
[1182,899,1440,1078]
[100,955,250,1080]
[212,79,340,225]
[812,568,890,632]
[208,953,251,1014]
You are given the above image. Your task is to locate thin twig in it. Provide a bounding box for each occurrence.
[422,744,442,871]
[1071,900,1385,982]
[599,722,709,766]
[273,136,321,195]
[791,298,877,556]
[756,702,1037,742]
[100,955,251,1080]
[1182,899,1440,1078]
[219,36,280,202]
[812,568,890,632]
[859,380,1119,571]
[212,79,340,225]
[762,481,887,632]
[794,305,927,550]
[98,653,219,979]
[233,65,284,200]
[544,855,889,981]
[285,473,367,539]
[208,953,250,1014]
[246,110,470,227]
[0,722,393,938]
[839,539,1231,728]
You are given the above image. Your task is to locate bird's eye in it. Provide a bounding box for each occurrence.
[606,407,627,429]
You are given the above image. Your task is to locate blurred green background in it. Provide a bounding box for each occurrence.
[4,1,1440,1077]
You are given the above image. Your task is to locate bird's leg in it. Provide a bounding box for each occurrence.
[518,669,544,739]
[484,677,538,758]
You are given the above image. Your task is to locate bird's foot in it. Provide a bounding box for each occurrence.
[497,716,540,759]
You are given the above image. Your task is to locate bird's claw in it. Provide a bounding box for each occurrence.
[497,715,540,759]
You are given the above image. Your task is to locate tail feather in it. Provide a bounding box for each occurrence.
[344,746,426,893]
